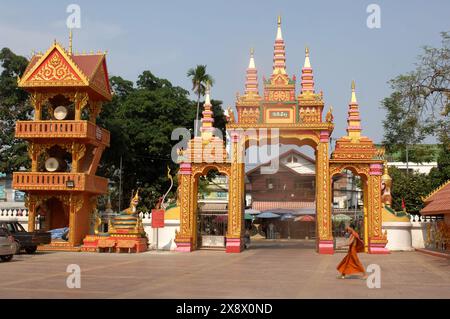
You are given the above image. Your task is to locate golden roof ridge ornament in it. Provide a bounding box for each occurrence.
[422,179,450,202]
[69,28,73,55]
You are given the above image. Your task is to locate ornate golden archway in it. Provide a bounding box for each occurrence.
[175,18,388,254]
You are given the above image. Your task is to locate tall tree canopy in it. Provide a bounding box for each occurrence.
[98,71,226,211]
[0,48,31,173]
[382,92,431,158]
[381,32,450,212]
[187,65,214,137]
[386,32,449,147]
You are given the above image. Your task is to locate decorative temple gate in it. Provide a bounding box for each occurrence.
[175,17,388,254]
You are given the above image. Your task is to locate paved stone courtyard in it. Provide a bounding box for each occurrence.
[0,240,449,299]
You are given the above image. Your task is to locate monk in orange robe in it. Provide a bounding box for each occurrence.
[337,225,366,279]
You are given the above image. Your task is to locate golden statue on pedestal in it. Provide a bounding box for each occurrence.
[109,189,145,235]
[381,162,392,207]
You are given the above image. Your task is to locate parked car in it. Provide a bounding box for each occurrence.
[0,227,15,262]
[0,221,51,254]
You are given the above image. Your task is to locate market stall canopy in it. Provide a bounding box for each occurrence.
[256,212,281,219]
[294,215,315,222]
[332,214,352,222]
[281,213,295,220]
[244,213,254,220]
[245,209,261,215]
[260,208,316,216]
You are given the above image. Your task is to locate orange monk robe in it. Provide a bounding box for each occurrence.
[337,229,365,276]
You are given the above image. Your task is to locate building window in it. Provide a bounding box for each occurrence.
[288,155,298,163]
[294,179,314,190]
[266,178,279,190]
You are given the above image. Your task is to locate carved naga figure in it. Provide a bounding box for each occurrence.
[121,189,140,216]
[161,166,174,209]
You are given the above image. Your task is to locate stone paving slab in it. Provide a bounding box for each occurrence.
[0,241,449,299]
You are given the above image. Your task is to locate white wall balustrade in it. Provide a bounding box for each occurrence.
[409,214,443,249]
[0,209,180,250]
[0,208,30,230]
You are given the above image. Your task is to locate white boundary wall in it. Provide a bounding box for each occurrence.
[3,209,438,252]
[0,209,180,251]
[382,214,443,251]
[138,212,180,251]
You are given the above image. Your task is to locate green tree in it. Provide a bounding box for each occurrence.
[0,48,31,173]
[382,92,432,171]
[388,32,449,147]
[98,71,197,211]
[428,145,450,189]
[389,166,434,213]
[187,65,214,137]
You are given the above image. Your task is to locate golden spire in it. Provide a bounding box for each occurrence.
[346,80,362,139]
[303,46,311,68]
[204,82,211,105]
[69,28,73,55]
[248,48,256,68]
[273,15,286,74]
[351,80,357,103]
[276,15,283,40]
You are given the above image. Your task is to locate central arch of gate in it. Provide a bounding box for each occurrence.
[174,17,388,254]
[227,123,334,253]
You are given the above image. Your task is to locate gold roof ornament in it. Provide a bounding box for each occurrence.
[248,47,256,69]
[69,28,73,55]
[351,80,357,103]
[304,46,311,68]
[276,15,283,40]
[382,161,392,181]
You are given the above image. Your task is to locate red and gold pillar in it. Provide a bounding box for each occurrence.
[226,131,245,253]
[368,163,389,254]
[317,131,333,254]
[175,163,196,251]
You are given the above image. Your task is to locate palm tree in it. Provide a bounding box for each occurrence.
[187,65,214,136]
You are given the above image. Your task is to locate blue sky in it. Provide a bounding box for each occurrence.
[1,0,449,143]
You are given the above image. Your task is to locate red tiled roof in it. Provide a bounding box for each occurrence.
[19,44,111,101]
[71,54,104,78]
[420,181,450,215]
[22,56,40,78]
